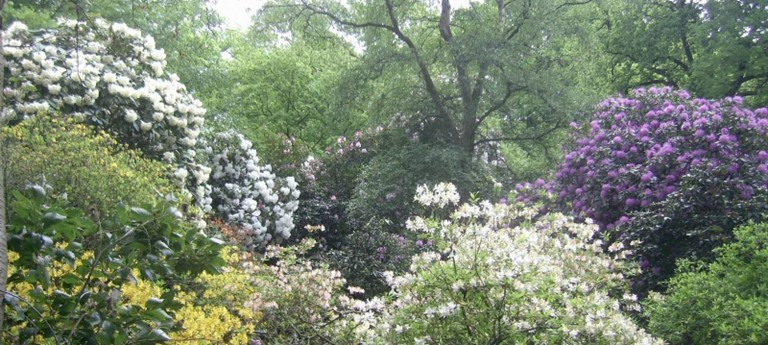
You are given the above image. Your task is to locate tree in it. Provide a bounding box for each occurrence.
[601,0,768,105]
[202,33,366,165]
[1,0,9,336]
[259,0,602,157]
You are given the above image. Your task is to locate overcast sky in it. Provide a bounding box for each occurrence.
[213,0,476,30]
[214,0,266,30]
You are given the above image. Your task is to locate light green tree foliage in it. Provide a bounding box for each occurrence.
[4,0,226,93]
[601,0,768,105]
[259,0,605,162]
[203,32,366,165]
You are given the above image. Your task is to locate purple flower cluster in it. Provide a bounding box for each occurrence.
[556,87,768,230]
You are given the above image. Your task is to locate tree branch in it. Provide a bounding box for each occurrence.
[555,0,592,11]
[439,0,453,42]
[383,0,452,122]
[473,121,564,148]
[478,81,517,125]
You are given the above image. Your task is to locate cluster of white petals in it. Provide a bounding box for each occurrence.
[414,182,460,208]
[198,130,300,249]
[2,19,205,157]
[358,183,660,344]
[3,19,301,248]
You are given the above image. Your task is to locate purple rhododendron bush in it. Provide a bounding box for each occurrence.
[552,87,768,294]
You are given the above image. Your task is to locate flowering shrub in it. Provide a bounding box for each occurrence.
[359,183,660,344]
[3,19,302,248]
[3,187,230,343]
[555,87,768,291]
[2,115,178,213]
[289,129,383,250]
[197,130,300,249]
[233,239,367,344]
[322,218,421,297]
[170,245,260,344]
[2,19,205,157]
[645,221,768,345]
[290,127,490,295]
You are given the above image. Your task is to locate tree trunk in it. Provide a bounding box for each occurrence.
[0,0,9,338]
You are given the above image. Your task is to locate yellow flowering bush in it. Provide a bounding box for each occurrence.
[2,115,179,214]
[169,246,259,344]
[3,187,238,344]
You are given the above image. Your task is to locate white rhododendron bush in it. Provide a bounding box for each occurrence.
[2,19,299,247]
[353,183,661,344]
[199,130,300,248]
[2,19,204,156]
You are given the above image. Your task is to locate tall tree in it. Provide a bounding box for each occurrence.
[601,0,768,105]
[202,32,366,165]
[260,0,601,156]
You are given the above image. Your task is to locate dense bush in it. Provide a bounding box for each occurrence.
[321,218,421,297]
[555,87,768,292]
[216,236,367,344]
[357,184,660,344]
[3,19,302,247]
[2,115,178,214]
[195,130,300,249]
[2,19,205,158]
[290,127,495,295]
[645,222,768,345]
[3,187,233,343]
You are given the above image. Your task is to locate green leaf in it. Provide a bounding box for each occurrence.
[145,297,164,308]
[130,207,153,219]
[42,212,66,225]
[96,320,116,343]
[144,308,173,322]
[77,290,92,305]
[151,328,172,341]
[61,273,83,286]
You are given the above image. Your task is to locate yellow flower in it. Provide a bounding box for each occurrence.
[121,270,164,306]
[171,304,253,344]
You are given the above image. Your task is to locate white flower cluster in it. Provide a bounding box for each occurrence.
[2,19,205,157]
[360,183,660,344]
[3,19,302,248]
[199,130,300,249]
[414,182,460,208]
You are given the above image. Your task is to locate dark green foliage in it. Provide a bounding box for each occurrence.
[646,221,768,345]
[3,187,224,344]
[321,218,419,297]
[290,126,496,295]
